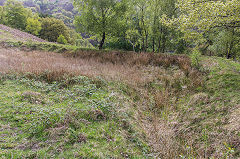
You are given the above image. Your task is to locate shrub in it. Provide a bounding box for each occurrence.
[190,47,201,68]
[39,17,70,42]
[4,0,31,30]
[57,34,68,44]
[26,17,42,35]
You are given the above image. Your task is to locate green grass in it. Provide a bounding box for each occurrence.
[0,40,96,53]
[0,74,150,158]
[0,30,16,41]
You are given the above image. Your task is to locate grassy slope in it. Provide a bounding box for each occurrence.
[0,55,239,158]
[0,24,47,43]
[0,75,149,158]
[0,26,239,157]
[174,56,240,158]
[0,24,95,53]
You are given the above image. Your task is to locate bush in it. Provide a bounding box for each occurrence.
[57,34,68,44]
[39,17,70,42]
[4,0,30,30]
[26,17,42,36]
[190,47,201,68]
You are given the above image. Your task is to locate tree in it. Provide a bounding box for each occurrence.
[175,0,240,33]
[26,17,42,35]
[74,0,128,49]
[151,0,176,53]
[0,6,5,24]
[126,29,141,52]
[39,17,70,42]
[4,0,30,30]
[127,0,151,52]
[165,0,240,58]
[125,0,177,53]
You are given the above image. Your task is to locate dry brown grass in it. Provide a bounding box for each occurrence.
[0,48,192,85]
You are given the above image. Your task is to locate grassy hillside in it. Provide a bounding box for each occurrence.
[0,19,239,158]
[0,74,150,158]
[0,24,95,53]
[0,44,239,158]
[0,24,46,42]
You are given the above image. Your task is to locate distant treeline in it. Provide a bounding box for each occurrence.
[72,0,240,59]
[0,0,76,28]
[0,0,93,48]
[0,0,239,59]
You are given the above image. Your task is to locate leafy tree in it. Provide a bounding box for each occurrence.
[74,0,128,49]
[126,29,141,52]
[150,0,176,53]
[39,17,70,42]
[0,6,5,24]
[125,0,177,53]
[126,0,151,52]
[57,34,68,44]
[4,0,30,30]
[165,0,240,58]
[175,0,240,34]
[26,17,42,35]
[208,29,239,59]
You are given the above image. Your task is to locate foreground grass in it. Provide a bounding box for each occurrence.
[173,56,240,158]
[0,75,149,158]
[0,44,239,158]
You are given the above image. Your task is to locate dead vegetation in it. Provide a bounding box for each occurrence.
[0,48,192,86]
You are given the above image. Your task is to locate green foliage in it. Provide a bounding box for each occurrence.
[57,34,67,44]
[74,0,128,49]
[208,28,239,59]
[126,29,141,52]
[23,0,75,27]
[39,17,70,42]
[25,17,42,35]
[162,0,240,58]
[0,6,5,24]
[190,47,201,68]
[172,0,240,37]
[75,38,94,48]
[4,0,30,30]
[0,74,149,158]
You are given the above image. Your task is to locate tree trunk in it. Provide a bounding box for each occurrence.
[142,36,145,52]
[161,27,167,53]
[227,28,235,59]
[158,26,163,53]
[99,32,105,50]
[152,16,157,53]
[157,37,161,53]
[152,38,155,52]
[161,36,166,53]
[145,30,148,52]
